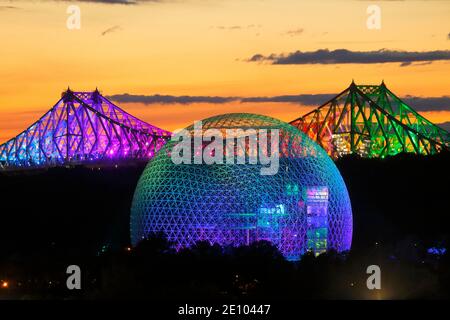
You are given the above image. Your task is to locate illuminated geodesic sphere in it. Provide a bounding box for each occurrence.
[131,113,352,260]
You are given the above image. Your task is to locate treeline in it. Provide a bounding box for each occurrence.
[0,152,448,299]
[1,233,449,299]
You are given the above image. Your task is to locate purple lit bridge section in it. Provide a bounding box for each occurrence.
[0,89,171,169]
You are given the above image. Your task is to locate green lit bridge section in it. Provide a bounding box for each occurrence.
[290,81,450,159]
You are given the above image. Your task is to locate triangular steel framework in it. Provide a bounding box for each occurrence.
[0,89,171,169]
[290,81,450,159]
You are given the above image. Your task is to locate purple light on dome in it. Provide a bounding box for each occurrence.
[427,247,447,255]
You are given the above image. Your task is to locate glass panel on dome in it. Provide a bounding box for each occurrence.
[305,186,329,256]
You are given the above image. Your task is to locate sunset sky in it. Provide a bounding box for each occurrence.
[1,0,450,142]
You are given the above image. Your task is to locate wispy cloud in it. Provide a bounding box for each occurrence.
[283,28,304,36]
[0,5,20,10]
[212,24,261,31]
[101,25,121,36]
[59,0,137,4]
[247,49,450,66]
[53,0,166,5]
[215,25,242,30]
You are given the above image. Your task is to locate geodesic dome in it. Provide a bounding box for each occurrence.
[131,113,352,260]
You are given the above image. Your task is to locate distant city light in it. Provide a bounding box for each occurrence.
[427,247,447,255]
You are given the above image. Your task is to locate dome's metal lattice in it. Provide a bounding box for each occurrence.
[131,113,352,260]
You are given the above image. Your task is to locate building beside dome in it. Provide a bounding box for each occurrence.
[131,113,352,260]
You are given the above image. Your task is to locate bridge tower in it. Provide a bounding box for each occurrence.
[290,81,449,158]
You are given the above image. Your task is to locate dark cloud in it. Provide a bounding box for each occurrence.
[400,61,433,67]
[437,122,450,132]
[108,92,450,112]
[107,93,332,106]
[107,94,239,104]
[448,33,450,40]
[247,49,450,65]
[402,96,450,112]
[3,0,169,7]
[243,94,450,111]
[241,94,335,105]
[248,54,266,62]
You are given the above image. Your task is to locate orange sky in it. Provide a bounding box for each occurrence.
[0,0,449,142]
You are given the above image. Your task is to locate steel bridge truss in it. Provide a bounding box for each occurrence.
[0,89,171,168]
[290,82,449,159]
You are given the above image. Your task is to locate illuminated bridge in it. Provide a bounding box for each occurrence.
[1,82,449,169]
[290,81,450,159]
[0,89,171,169]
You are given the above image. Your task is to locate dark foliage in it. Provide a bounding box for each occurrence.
[0,153,448,299]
